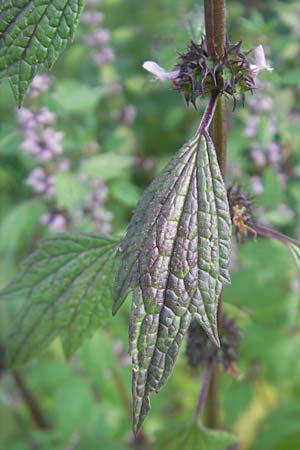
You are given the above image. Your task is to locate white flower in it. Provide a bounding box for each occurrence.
[142,61,180,81]
[250,45,273,76]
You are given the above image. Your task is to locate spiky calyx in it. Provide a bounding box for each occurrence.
[174,39,256,108]
[186,314,241,372]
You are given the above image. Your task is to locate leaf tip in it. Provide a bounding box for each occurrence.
[112,300,120,316]
[132,367,151,436]
[112,287,128,315]
[209,326,221,348]
[132,394,150,437]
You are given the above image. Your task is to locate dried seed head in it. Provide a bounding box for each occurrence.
[227,185,256,241]
[174,39,256,108]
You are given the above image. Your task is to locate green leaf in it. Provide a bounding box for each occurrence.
[114,131,232,433]
[1,233,120,366]
[52,79,103,113]
[251,402,300,450]
[154,422,236,450]
[257,170,284,210]
[80,153,134,180]
[54,172,88,214]
[53,377,94,438]
[0,199,44,256]
[0,0,85,106]
[110,180,141,207]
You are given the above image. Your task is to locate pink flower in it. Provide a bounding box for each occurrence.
[250,45,273,77]
[92,47,115,65]
[81,11,104,26]
[85,29,110,46]
[142,61,180,81]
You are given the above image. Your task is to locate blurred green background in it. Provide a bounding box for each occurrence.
[1,0,300,449]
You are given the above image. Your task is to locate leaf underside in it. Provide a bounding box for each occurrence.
[0,0,85,105]
[113,131,232,433]
[1,233,119,367]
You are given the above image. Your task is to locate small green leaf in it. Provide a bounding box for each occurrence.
[114,131,232,433]
[54,172,88,213]
[0,0,85,105]
[1,233,120,366]
[52,79,103,113]
[0,199,44,256]
[110,180,141,207]
[80,154,134,180]
[154,422,237,450]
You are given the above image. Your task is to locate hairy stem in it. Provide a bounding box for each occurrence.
[204,0,215,55]
[213,0,226,58]
[203,0,227,430]
[212,97,227,178]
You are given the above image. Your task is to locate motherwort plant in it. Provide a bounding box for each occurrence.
[1,0,300,447]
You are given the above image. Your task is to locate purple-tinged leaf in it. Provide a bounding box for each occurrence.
[113,130,232,433]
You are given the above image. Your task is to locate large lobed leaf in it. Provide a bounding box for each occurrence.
[1,233,120,366]
[113,131,232,433]
[154,422,236,450]
[0,0,85,105]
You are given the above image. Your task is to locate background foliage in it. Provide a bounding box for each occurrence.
[1,0,300,449]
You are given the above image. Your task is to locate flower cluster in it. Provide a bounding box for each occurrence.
[26,167,55,197]
[143,41,272,108]
[82,178,112,234]
[175,40,256,107]
[186,314,241,373]
[81,0,136,126]
[245,81,284,190]
[82,0,115,67]
[40,211,69,232]
[17,74,69,231]
[244,80,295,226]
[18,107,63,163]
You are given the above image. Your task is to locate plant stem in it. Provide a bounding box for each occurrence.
[194,359,213,421]
[213,0,226,58]
[205,364,220,428]
[212,97,227,178]
[251,223,299,246]
[13,369,50,429]
[204,0,227,176]
[203,0,227,430]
